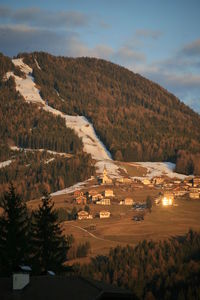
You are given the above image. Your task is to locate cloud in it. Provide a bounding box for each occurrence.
[114,46,145,63]
[0,6,12,17]
[135,29,162,40]
[0,5,90,29]
[181,38,200,57]
[0,24,81,56]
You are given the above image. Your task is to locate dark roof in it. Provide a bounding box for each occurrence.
[0,275,134,300]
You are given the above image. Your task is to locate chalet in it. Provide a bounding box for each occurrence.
[124,197,134,205]
[152,177,164,185]
[154,196,161,205]
[75,195,87,205]
[96,198,111,205]
[173,190,188,197]
[120,197,134,205]
[77,210,93,220]
[88,189,98,197]
[104,189,114,197]
[92,193,103,202]
[173,180,182,184]
[193,177,200,187]
[162,192,174,206]
[117,177,132,184]
[183,177,193,187]
[99,210,110,218]
[74,190,83,198]
[142,179,151,185]
[189,192,199,199]
[172,186,188,197]
[189,187,199,193]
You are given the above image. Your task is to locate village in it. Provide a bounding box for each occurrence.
[62,165,200,221]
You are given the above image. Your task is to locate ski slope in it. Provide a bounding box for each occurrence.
[7,59,122,178]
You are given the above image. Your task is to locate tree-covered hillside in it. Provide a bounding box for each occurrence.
[21,52,200,168]
[0,53,94,200]
[78,230,200,300]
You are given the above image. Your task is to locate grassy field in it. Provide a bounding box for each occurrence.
[63,198,200,264]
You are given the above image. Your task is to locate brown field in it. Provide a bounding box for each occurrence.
[26,162,200,265]
[62,198,200,264]
[117,161,147,177]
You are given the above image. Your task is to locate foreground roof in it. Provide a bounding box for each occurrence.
[0,275,134,300]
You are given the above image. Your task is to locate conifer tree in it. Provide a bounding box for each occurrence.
[0,184,30,276]
[31,192,68,274]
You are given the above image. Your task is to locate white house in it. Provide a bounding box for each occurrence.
[99,211,110,218]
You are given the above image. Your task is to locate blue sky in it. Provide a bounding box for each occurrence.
[0,0,200,113]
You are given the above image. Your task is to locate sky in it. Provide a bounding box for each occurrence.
[0,0,200,113]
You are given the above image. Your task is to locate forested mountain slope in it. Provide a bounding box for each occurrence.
[0,53,94,200]
[20,52,200,171]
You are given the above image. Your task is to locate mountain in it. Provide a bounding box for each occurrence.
[0,51,200,200]
[21,52,200,169]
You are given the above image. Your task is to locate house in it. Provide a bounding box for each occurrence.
[77,210,93,220]
[96,198,111,205]
[99,210,110,218]
[117,177,132,184]
[189,187,199,193]
[142,179,151,185]
[92,193,103,202]
[74,190,83,198]
[100,166,112,185]
[152,177,164,185]
[193,177,200,187]
[88,189,98,197]
[173,190,188,197]
[189,192,199,199]
[172,186,188,197]
[154,196,162,205]
[124,197,134,205]
[76,195,87,205]
[120,197,134,205]
[104,189,114,197]
[161,192,174,206]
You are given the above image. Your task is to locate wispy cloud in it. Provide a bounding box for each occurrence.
[181,38,200,57]
[135,29,162,40]
[131,38,200,113]
[114,46,145,64]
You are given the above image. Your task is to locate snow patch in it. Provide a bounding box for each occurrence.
[51,177,95,196]
[0,160,12,169]
[10,146,72,158]
[7,58,45,105]
[131,161,188,180]
[34,58,41,70]
[45,158,55,164]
